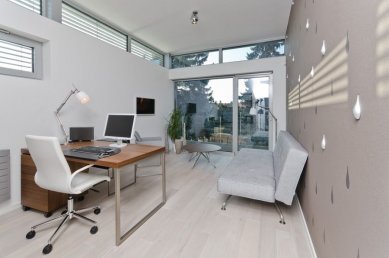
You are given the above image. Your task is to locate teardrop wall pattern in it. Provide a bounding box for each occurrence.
[321,135,326,150]
[353,95,361,120]
[331,186,334,204]
[330,81,334,95]
[321,40,326,55]
[285,0,380,257]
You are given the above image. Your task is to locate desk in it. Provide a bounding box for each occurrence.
[21,141,166,246]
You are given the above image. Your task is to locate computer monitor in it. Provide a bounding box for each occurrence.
[103,113,136,148]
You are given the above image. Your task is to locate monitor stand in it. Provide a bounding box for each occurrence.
[109,140,127,148]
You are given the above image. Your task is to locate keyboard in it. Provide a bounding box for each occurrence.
[63,146,121,160]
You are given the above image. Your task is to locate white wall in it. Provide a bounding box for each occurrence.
[0,1,173,214]
[169,56,287,149]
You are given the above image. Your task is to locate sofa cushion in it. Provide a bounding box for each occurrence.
[217,148,275,203]
[273,131,308,205]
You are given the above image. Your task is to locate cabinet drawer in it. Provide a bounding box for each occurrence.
[0,149,10,158]
[0,174,9,183]
[0,180,9,190]
[0,162,9,170]
[0,167,9,176]
[0,187,10,201]
[0,155,9,163]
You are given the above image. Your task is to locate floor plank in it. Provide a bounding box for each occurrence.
[0,151,314,258]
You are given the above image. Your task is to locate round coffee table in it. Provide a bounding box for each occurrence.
[183,143,221,168]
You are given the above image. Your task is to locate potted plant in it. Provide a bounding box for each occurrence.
[167,109,183,153]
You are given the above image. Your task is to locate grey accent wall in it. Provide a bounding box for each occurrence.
[286,0,389,257]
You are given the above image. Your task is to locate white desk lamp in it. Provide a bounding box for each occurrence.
[55,85,90,144]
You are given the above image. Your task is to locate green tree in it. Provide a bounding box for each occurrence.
[171,52,209,68]
[246,40,284,60]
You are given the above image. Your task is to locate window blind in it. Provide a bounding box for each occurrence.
[8,0,41,14]
[131,40,164,66]
[0,39,33,73]
[62,3,127,51]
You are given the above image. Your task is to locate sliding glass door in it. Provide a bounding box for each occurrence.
[237,76,270,150]
[175,78,233,151]
[174,74,272,152]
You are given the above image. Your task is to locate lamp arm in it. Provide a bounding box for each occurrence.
[54,87,79,144]
[55,111,68,143]
[55,88,78,113]
[257,105,278,142]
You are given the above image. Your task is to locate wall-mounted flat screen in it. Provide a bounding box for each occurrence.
[136,97,155,115]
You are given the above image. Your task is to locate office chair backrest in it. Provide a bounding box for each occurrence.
[25,135,73,194]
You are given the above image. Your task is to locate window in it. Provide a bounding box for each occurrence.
[0,32,43,79]
[170,40,285,68]
[171,50,219,69]
[62,2,127,51]
[223,40,285,63]
[8,0,41,14]
[130,39,164,66]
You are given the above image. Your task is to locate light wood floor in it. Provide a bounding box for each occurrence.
[0,151,314,258]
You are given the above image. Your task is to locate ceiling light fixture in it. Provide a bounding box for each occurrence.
[191,11,199,24]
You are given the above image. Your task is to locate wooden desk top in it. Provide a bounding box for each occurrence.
[22,141,165,169]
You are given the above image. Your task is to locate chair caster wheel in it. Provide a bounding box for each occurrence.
[61,210,67,215]
[280,220,286,224]
[22,206,30,211]
[90,226,98,234]
[44,212,52,218]
[26,230,36,239]
[42,244,53,254]
[94,208,101,215]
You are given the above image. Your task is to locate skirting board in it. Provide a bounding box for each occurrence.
[296,196,318,258]
[0,203,21,217]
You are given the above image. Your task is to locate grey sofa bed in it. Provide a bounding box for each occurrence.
[217,131,308,224]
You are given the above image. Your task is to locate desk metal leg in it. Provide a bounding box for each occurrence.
[115,152,166,246]
[115,167,121,245]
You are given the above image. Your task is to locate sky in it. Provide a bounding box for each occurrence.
[207,77,270,103]
[197,44,277,103]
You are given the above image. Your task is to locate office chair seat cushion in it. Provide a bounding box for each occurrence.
[71,173,110,194]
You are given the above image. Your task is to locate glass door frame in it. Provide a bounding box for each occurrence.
[173,72,274,153]
[232,73,274,153]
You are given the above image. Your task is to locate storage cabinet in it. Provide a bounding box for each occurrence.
[21,151,85,216]
[0,149,10,203]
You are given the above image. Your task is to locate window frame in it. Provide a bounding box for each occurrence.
[171,49,220,69]
[0,31,43,79]
[8,0,42,15]
[130,38,165,66]
[62,2,129,51]
[222,39,285,63]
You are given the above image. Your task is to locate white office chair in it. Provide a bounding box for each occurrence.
[25,135,110,255]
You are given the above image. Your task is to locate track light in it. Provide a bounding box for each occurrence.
[191,11,199,24]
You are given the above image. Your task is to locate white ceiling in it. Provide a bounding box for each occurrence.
[69,0,291,54]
